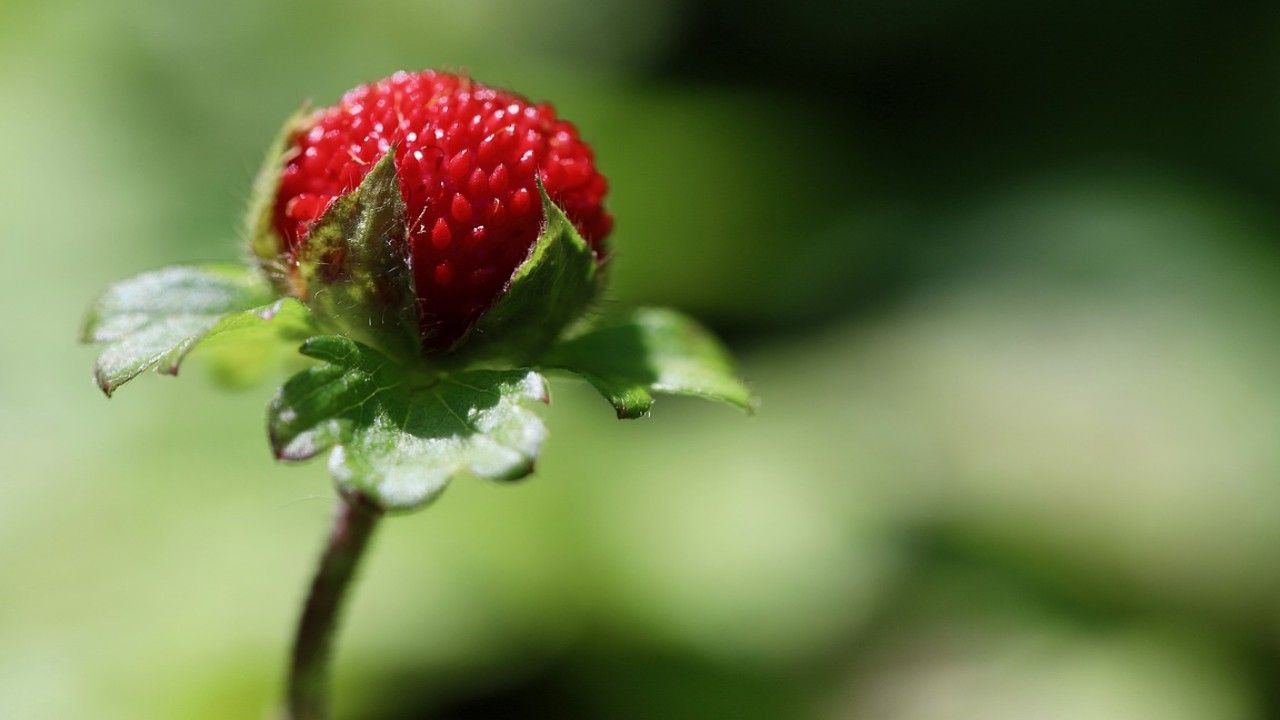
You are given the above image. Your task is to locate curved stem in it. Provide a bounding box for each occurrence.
[286,492,382,720]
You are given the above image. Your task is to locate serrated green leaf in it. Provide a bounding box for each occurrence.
[246,104,312,277]
[269,336,549,511]
[194,297,317,388]
[544,307,756,418]
[82,264,308,396]
[454,178,600,362]
[297,149,422,361]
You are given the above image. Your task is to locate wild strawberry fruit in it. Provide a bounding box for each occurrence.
[270,70,612,349]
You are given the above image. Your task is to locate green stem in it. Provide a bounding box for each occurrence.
[286,492,382,720]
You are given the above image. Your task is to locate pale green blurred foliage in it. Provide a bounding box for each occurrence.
[4,0,1280,718]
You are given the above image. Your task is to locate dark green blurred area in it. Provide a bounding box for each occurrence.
[5,0,1280,717]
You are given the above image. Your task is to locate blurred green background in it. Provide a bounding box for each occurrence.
[6,0,1280,717]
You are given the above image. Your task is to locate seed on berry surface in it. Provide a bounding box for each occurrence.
[430,218,452,249]
[466,168,487,198]
[488,164,509,194]
[446,150,471,182]
[477,133,500,165]
[511,187,532,216]
[517,150,536,176]
[486,198,508,227]
[451,193,473,223]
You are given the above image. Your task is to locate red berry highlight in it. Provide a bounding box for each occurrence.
[273,70,611,348]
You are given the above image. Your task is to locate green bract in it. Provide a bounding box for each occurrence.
[246,104,312,278]
[269,336,548,510]
[546,307,756,419]
[295,150,421,361]
[450,178,601,363]
[81,110,755,510]
[81,264,313,396]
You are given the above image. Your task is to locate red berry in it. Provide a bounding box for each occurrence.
[272,70,612,349]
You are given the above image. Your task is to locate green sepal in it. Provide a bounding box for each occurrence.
[451,178,601,364]
[81,264,312,397]
[268,335,550,511]
[544,307,756,418]
[295,148,422,362]
[245,104,312,280]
